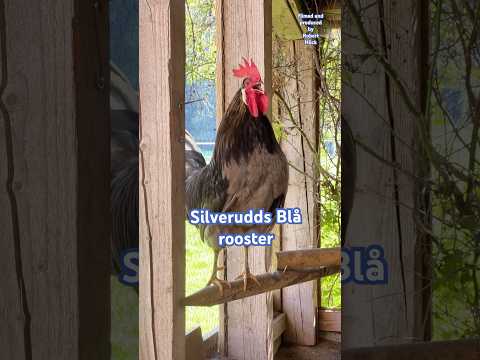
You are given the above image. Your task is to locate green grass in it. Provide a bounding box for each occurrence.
[185,222,219,333]
[110,223,218,360]
[111,277,139,360]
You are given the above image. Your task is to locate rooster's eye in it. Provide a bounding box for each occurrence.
[242,78,250,88]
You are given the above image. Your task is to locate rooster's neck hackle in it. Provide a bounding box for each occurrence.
[213,89,277,166]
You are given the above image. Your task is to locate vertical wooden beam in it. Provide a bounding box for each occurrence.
[139,1,186,360]
[75,1,111,359]
[280,40,319,346]
[215,1,228,354]
[342,0,426,348]
[0,0,110,358]
[216,0,273,359]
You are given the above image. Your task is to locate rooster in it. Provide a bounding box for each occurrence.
[186,58,289,293]
[111,59,289,294]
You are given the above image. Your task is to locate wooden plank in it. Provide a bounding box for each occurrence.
[272,313,287,341]
[139,1,186,359]
[273,337,282,357]
[318,309,341,333]
[279,39,319,346]
[277,248,340,270]
[271,225,283,312]
[186,327,206,360]
[342,0,426,348]
[342,340,480,360]
[184,266,339,307]
[271,95,283,315]
[215,0,227,354]
[0,0,110,359]
[203,328,219,358]
[215,0,273,359]
[74,1,111,358]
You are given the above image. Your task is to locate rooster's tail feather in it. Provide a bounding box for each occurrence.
[185,130,206,180]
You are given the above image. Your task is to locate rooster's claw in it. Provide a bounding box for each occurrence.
[207,277,231,296]
[235,270,261,291]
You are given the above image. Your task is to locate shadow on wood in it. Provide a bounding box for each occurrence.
[342,339,480,360]
[184,265,340,307]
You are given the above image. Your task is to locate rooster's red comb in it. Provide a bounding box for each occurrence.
[232,57,261,83]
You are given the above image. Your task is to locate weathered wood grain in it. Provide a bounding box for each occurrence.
[215,0,273,359]
[277,248,340,271]
[0,0,110,359]
[139,1,186,359]
[318,309,341,333]
[215,1,227,354]
[280,39,319,346]
[342,0,427,348]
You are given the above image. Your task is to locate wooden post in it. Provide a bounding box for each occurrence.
[279,39,319,346]
[216,0,273,358]
[139,1,186,359]
[0,0,110,358]
[342,0,427,348]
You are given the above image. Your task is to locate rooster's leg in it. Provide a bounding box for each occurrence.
[207,249,231,296]
[235,246,261,291]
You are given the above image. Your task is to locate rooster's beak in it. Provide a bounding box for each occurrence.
[253,81,264,94]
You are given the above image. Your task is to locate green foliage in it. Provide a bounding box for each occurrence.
[318,31,342,309]
[185,0,216,84]
[427,0,480,339]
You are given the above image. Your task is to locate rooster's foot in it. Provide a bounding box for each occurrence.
[235,270,261,291]
[207,276,231,296]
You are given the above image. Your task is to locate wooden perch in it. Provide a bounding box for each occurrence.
[276,247,340,271]
[184,265,340,307]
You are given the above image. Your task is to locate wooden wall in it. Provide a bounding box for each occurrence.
[0,0,110,359]
[139,0,186,359]
[279,40,319,346]
[216,0,274,359]
[342,0,428,348]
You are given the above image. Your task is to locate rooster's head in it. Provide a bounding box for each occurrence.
[233,58,269,118]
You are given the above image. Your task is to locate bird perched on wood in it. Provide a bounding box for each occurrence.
[186,58,289,293]
[111,59,288,294]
